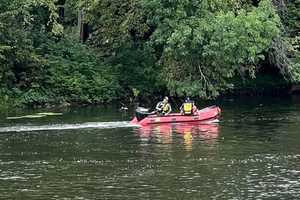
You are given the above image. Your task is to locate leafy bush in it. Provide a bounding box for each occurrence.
[16,33,121,106]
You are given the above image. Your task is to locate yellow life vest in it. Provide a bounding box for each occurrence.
[183,103,193,114]
[162,103,170,112]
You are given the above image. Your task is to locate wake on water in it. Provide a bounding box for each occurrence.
[0,121,140,133]
[0,119,219,133]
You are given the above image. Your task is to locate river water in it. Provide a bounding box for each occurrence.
[0,97,300,199]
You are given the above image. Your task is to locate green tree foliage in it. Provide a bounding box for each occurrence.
[0,0,61,92]
[0,0,119,106]
[0,0,299,107]
[287,0,300,80]
[285,0,300,36]
[84,0,165,100]
[18,34,120,106]
[86,0,148,49]
[142,0,281,98]
[271,0,300,82]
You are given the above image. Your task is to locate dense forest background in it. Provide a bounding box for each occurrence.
[0,0,299,107]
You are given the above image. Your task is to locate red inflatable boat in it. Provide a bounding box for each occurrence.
[130,105,221,126]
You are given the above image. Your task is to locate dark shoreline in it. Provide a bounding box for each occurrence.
[2,86,295,109]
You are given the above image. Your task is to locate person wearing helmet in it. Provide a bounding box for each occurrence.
[155,96,172,116]
[180,97,198,115]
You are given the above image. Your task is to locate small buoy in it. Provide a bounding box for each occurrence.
[120,106,128,111]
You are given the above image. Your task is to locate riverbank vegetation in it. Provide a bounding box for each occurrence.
[0,0,299,107]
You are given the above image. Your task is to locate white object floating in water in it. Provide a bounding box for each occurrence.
[120,106,128,111]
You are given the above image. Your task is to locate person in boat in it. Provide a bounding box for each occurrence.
[155,96,172,116]
[180,97,198,115]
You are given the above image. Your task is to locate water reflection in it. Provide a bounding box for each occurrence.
[135,122,219,150]
[1,99,300,199]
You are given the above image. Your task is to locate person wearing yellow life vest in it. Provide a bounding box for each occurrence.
[155,96,172,116]
[180,97,198,115]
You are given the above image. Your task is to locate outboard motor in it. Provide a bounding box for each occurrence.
[135,107,150,121]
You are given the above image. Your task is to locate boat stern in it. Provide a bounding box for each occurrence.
[130,117,139,124]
